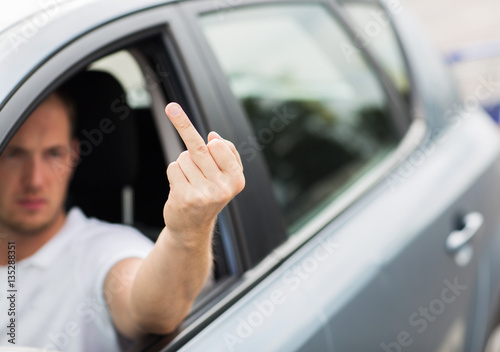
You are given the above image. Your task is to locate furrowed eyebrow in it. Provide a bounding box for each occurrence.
[3,146,25,154]
[46,145,66,151]
[45,146,69,154]
[2,145,68,156]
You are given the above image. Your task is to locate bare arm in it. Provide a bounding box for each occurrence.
[104,103,245,339]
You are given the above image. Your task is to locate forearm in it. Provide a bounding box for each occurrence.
[115,103,244,338]
[129,224,214,334]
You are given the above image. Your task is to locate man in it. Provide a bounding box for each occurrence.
[0,92,245,350]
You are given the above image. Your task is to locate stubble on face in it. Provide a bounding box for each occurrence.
[0,205,65,237]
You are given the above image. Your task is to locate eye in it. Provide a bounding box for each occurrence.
[46,148,66,158]
[2,148,22,159]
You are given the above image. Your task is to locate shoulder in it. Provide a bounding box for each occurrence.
[68,207,154,249]
[64,209,155,300]
[66,208,154,274]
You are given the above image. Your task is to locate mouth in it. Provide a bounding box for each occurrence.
[17,198,47,211]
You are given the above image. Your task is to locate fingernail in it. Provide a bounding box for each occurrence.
[212,131,222,139]
[167,103,181,117]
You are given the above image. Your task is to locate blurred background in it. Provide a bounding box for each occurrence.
[404,0,500,122]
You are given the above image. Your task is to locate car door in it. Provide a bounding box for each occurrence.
[166,0,500,351]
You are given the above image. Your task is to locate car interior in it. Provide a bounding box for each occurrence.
[63,69,168,238]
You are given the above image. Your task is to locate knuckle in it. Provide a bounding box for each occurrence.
[182,190,199,208]
[199,179,228,204]
[185,188,210,208]
[205,185,221,201]
[166,161,178,175]
[227,179,244,197]
[214,182,233,202]
[226,140,236,150]
[228,162,242,176]
[235,174,246,192]
[194,143,209,156]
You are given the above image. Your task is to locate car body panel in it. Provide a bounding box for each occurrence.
[1,1,500,351]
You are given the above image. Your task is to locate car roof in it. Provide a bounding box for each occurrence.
[0,0,175,35]
[0,0,82,34]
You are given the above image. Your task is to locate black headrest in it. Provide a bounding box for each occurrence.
[62,70,139,189]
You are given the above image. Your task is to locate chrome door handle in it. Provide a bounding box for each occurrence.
[446,212,484,253]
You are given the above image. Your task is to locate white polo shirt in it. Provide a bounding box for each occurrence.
[0,208,155,351]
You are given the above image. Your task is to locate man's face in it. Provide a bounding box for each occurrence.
[0,94,77,235]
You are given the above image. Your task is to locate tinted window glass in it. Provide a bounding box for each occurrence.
[201,4,400,234]
[342,2,411,103]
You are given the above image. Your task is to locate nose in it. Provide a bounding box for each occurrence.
[22,156,45,190]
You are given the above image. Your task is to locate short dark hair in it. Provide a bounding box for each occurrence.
[52,88,77,138]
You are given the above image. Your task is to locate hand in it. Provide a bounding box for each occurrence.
[163,103,245,244]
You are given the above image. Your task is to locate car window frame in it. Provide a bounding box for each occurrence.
[326,0,411,136]
[337,0,417,116]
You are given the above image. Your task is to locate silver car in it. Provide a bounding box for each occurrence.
[1,0,500,351]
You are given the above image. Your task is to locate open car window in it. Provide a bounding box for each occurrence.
[63,40,170,240]
[63,34,240,290]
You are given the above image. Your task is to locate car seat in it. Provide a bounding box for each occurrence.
[62,70,139,224]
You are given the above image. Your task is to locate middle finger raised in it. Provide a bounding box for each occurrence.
[165,103,219,178]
